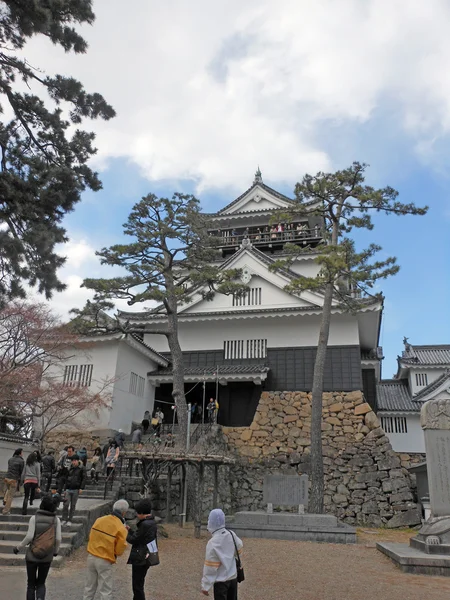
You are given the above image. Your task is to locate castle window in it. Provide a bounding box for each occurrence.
[63,364,93,387]
[130,372,145,397]
[224,339,267,359]
[415,373,428,387]
[232,287,262,307]
[381,416,408,434]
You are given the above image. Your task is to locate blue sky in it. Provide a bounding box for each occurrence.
[25,0,450,378]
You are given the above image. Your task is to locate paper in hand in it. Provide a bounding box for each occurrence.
[147,540,158,553]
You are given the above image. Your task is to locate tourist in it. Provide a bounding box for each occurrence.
[154,409,164,435]
[132,426,143,445]
[41,450,56,493]
[270,225,277,240]
[78,446,88,467]
[105,441,120,479]
[201,508,243,599]
[21,452,41,516]
[114,429,126,449]
[164,432,175,448]
[2,448,24,516]
[142,410,151,433]
[102,438,113,460]
[207,399,216,424]
[82,499,129,600]
[197,403,203,423]
[90,447,103,484]
[191,403,198,423]
[254,228,261,241]
[56,445,76,493]
[61,455,86,527]
[14,495,61,600]
[126,498,157,600]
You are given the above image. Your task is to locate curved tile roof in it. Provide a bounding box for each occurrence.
[376,379,420,412]
[400,344,450,365]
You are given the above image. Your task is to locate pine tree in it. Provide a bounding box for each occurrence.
[272,162,428,513]
[0,1,115,304]
[76,192,246,442]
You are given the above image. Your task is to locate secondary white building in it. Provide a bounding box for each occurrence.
[119,171,383,427]
[43,332,168,434]
[376,340,450,453]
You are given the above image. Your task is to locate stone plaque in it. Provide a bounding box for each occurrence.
[263,474,308,508]
[424,429,450,517]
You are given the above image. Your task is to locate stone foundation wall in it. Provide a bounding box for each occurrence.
[44,431,102,454]
[222,390,421,527]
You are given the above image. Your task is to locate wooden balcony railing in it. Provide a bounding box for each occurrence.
[211,228,323,248]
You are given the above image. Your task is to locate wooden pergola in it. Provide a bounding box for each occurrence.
[120,451,236,537]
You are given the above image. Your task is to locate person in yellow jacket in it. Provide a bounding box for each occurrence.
[83,499,129,600]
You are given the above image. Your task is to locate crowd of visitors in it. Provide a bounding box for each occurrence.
[2,440,245,600]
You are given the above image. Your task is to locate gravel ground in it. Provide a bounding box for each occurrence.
[2,525,450,600]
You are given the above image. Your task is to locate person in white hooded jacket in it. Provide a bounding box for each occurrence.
[201,509,243,599]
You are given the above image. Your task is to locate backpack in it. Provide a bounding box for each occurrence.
[30,518,56,559]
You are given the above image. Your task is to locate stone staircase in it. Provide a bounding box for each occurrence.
[0,474,120,568]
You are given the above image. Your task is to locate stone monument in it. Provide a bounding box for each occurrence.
[377,393,450,575]
[228,473,356,544]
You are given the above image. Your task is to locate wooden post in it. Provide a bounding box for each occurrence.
[212,464,219,508]
[166,466,172,523]
[179,463,186,528]
[194,462,205,539]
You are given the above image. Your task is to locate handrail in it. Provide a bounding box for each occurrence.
[103,457,121,500]
[215,229,322,247]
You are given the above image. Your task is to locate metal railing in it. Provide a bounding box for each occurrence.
[103,458,121,500]
[214,229,322,248]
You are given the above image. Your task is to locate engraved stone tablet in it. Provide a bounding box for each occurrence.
[263,474,308,508]
[421,395,450,518]
[424,429,450,517]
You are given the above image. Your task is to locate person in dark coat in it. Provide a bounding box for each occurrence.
[2,448,24,515]
[41,451,56,493]
[127,499,157,600]
[114,429,126,449]
[14,495,62,600]
[61,456,86,526]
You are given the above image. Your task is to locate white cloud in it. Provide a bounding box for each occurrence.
[15,0,450,192]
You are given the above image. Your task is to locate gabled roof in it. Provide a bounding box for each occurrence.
[413,370,450,401]
[217,181,294,215]
[75,332,169,367]
[376,379,420,413]
[399,343,450,366]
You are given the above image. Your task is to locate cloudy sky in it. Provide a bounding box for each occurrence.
[26,0,450,376]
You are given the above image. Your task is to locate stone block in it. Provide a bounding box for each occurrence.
[329,403,344,413]
[354,402,371,416]
[240,430,253,441]
[364,411,380,430]
[284,406,298,415]
[386,508,422,529]
[284,415,298,424]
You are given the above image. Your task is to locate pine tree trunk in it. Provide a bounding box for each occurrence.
[308,280,334,514]
[309,217,340,514]
[165,300,188,446]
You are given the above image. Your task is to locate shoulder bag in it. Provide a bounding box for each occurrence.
[228,529,245,583]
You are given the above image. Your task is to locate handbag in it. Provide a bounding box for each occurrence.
[228,529,245,583]
[146,537,160,566]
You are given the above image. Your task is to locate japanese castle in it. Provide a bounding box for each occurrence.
[118,170,383,427]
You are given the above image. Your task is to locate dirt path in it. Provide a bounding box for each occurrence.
[2,526,450,600]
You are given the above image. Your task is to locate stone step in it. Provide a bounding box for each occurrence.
[0,539,73,555]
[0,552,65,568]
[0,520,83,532]
[0,530,77,542]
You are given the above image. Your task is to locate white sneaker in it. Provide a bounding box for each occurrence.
[66,521,72,527]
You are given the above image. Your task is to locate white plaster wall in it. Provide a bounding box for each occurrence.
[0,441,38,472]
[185,275,311,314]
[144,313,360,353]
[287,260,322,278]
[385,415,425,453]
[43,342,119,433]
[109,341,157,433]
[408,368,446,396]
